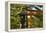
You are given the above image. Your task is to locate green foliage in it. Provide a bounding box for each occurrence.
[32,13,43,28]
[10,4,27,29]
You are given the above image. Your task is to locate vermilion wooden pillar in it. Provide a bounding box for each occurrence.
[27,11,32,28]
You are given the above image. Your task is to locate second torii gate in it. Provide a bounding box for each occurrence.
[19,11,28,28]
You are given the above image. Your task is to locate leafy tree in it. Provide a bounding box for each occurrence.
[10,4,27,29]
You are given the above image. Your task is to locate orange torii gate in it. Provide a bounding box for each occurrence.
[19,10,43,28]
[27,10,43,28]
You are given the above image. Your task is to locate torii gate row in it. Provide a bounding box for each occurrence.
[19,10,43,28]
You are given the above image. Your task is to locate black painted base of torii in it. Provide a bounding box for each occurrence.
[19,11,28,28]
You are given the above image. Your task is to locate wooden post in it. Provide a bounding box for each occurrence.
[27,11,32,28]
